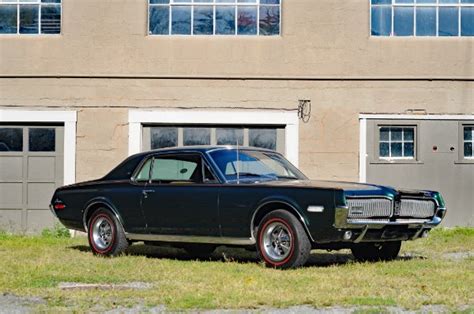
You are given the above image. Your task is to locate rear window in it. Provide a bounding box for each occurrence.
[103,154,145,181]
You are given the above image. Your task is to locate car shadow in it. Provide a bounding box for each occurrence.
[69,244,425,267]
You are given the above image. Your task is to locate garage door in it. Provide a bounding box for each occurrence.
[0,125,64,233]
[365,119,474,227]
[142,125,286,153]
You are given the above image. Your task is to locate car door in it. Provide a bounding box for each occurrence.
[139,153,220,236]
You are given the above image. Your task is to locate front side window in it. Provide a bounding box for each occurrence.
[0,0,61,35]
[371,0,474,37]
[464,126,474,159]
[148,0,281,36]
[379,126,416,159]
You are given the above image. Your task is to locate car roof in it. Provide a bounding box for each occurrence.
[135,145,278,157]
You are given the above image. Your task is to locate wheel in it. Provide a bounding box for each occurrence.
[88,208,129,256]
[351,241,401,262]
[256,210,311,269]
[182,243,216,258]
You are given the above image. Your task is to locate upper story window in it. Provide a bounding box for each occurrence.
[379,126,416,160]
[371,0,474,37]
[0,0,61,35]
[464,126,474,159]
[148,0,280,36]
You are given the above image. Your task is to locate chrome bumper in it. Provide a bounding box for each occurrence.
[334,205,446,230]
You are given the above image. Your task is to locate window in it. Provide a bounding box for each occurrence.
[371,0,474,37]
[146,125,284,153]
[464,126,474,158]
[0,128,23,151]
[148,0,280,36]
[0,0,61,35]
[29,128,55,152]
[379,126,416,159]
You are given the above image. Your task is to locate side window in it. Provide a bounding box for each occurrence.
[136,158,152,182]
[464,126,474,159]
[378,126,416,160]
[150,154,201,183]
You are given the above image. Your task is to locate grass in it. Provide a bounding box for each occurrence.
[0,228,472,312]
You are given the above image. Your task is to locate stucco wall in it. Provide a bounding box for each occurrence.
[0,78,472,182]
[0,0,472,78]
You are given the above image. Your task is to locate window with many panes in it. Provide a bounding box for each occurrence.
[371,0,474,37]
[379,126,416,159]
[148,0,280,36]
[0,0,61,35]
[143,125,285,154]
[464,126,474,158]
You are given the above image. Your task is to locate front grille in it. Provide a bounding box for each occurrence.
[347,198,392,218]
[399,199,436,218]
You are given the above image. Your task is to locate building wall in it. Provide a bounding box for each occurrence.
[0,78,472,182]
[0,0,472,78]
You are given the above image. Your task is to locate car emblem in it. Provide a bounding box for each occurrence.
[394,201,401,216]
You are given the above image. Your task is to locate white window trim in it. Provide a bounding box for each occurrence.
[129,109,299,166]
[147,0,281,36]
[0,109,77,185]
[359,114,474,183]
[369,0,474,37]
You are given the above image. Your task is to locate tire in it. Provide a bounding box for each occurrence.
[351,241,401,262]
[256,210,311,269]
[182,243,216,258]
[88,208,129,256]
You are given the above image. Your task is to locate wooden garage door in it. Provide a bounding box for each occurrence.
[0,125,64,233]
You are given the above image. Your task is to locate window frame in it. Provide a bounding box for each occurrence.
[147,0,281,36]
[375,124,418,162]
[0,0,62,36]
[460,124,474,160]
[369,0,474,37]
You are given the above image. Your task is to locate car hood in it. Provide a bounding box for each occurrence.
[258,179,399,198]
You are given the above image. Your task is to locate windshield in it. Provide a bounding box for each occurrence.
[209,149,307,182]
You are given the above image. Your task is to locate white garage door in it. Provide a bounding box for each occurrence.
[0,125,64,233]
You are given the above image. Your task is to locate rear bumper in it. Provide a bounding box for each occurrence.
[333,205,446,242]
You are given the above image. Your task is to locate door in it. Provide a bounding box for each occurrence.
[0,125,64,233]
[138,153,220,236]
[366,119,474,227]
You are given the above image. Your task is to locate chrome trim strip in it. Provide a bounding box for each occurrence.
[251,200,316,243]
[125,233,255,245]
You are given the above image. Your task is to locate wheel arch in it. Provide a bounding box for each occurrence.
[83,198,125,233]
[251,200,315,243]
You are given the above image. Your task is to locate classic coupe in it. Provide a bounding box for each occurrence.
[50,146,446,268]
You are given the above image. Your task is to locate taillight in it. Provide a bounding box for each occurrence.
[53,199,66,210]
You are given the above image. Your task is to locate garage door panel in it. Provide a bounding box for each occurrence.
[26,210,57,234]
[0,183,23,208]
[0,210,23,233]
[0,156,23,182]
[28,156,56,182]
[27,183,55,210]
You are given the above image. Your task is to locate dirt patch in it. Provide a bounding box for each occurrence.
[0,293,45,314]
[442,251,474,260]
[58,282,153,291]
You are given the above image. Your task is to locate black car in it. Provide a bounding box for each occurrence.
[51,146,446,268]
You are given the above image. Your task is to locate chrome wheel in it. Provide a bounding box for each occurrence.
[261,221,293,262]
[91,217,114,250]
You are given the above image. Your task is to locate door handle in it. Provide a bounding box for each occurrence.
[142,189,155,196]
